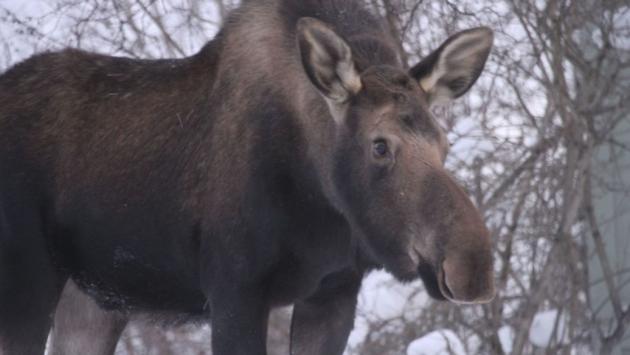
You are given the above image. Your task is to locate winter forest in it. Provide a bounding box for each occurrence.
[0,0,629,354]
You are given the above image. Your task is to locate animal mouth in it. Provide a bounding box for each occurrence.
[437,267,455,300]
[412,247,448,301]
[416,262,447,301]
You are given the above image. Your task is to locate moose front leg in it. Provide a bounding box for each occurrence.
[290,271,362,355]
[210,290,270,355]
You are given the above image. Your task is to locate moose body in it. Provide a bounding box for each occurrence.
[0,1,495,354]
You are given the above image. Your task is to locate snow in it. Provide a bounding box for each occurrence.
[528,309,568,348]
[407,329,466,355]
[346,270,430,351]
[357,270,423,319]
[498,325,514,353]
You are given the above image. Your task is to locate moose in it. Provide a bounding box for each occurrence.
[0,0,495,354]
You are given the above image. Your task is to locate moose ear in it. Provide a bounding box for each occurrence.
[410,27,493,106]
[297,17,362,105]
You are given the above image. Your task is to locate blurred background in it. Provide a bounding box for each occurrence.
[1,0,629,354]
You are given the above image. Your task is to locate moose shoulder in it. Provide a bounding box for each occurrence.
[0,0,495,354]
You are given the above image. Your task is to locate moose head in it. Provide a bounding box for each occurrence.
[298,18,495,304]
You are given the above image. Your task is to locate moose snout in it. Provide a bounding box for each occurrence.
[418,170,495,304]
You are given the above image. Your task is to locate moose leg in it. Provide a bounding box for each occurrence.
[210,289,270,355]
[289,270,362,355]
[49,279,128,355]
[0,197,65,354]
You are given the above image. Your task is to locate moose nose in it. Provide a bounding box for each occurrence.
[418,169,495,303]
[438,252,495,304]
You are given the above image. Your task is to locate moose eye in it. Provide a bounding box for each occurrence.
[373,139,389,158]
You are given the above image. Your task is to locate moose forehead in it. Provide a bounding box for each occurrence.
[355,65,447,145]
